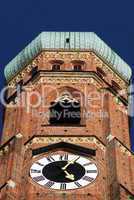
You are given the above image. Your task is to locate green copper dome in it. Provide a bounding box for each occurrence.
[4,32,132,82]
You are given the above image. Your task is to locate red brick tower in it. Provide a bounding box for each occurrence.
[0,32,134,200]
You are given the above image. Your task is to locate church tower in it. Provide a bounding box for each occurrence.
[0,32,134,200]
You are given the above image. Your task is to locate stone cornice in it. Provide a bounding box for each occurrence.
[6,71,128,107]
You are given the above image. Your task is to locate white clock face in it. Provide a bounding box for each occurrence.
[30,153,98,190]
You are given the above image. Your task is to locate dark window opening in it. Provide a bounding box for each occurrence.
[16,80,23,93]
[96,67,106,78]
[30,66,38,77]
[71,60,85,71]
[74,65,82,71]
[111,80,121,91]
[49,94,81,125]
[52,64,60,71]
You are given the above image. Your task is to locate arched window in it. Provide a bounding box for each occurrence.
[52,64,60,71]
[71,60,85,71]
[50,60,64,71]
[49,91,81,125]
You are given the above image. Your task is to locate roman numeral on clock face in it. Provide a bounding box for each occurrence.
[83,162,92,167]
[64,154,68,161]
[31,169,41,173]
[83,176,94,182]
[59,154,68,161]
[33,176,45,182]
[59,155,63,160]
[74,182,82,188]
[46,156,55,162]
[45,181,55,188]
[60,183,66,190]
[86,170,97,173]
[35,161,44,167]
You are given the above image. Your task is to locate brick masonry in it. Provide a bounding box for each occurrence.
[0,51,134,200]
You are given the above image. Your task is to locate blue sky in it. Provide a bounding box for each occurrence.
[0,0,134,150]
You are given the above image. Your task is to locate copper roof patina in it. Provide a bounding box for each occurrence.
[4,32,132,82]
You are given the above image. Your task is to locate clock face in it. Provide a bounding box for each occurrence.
[30,153,98,190]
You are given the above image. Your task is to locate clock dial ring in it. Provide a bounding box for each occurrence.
[30,153,98,190]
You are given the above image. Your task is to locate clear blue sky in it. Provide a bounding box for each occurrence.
[0,0,134,150]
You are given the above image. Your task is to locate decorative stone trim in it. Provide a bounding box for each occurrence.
[25,136,105,151]
[7,179,16,189]
[0,150,3,156]
[107,134,114,142]
[15,133,23,139]
[114,97,121,104]
[7,51,128,90]
[4,146,9,153]
[115,141,131,156]
[38,76,102,86]
[0,145,10,155]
